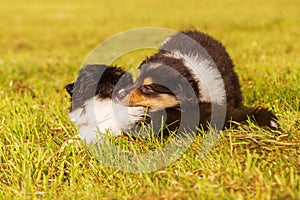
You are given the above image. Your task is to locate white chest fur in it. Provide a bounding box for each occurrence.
[69,97,145,144]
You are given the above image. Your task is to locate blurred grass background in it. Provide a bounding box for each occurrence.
[0,0,299,199]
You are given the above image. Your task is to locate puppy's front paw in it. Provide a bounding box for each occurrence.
[128,106,148,122]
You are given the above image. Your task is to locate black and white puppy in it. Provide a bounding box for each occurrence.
[117,30,279,132]
[65,64,146,144]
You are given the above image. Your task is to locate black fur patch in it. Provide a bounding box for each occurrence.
[65,64,133,111]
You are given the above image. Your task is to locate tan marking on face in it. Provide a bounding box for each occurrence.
[124,89,179,111]
[143,77,153,85]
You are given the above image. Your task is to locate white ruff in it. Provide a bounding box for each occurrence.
[69,97,145,144]
[162,50,226,104]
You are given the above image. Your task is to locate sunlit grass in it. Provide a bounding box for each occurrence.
[1,0,300,199]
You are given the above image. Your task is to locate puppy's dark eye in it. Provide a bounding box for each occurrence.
[141,85,154,94]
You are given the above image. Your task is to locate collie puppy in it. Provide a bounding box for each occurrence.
[116,30,279,133]
[65,64,145,144]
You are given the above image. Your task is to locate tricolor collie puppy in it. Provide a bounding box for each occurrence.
[117,30,279,133]
[65,64,145,144]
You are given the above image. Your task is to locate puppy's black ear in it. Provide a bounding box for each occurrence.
[65,83,74,96]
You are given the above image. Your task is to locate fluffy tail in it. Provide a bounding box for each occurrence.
[227,106,279,129]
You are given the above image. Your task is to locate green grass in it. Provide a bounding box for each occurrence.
[1,0,300,199]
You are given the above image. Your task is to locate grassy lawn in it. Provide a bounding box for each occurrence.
[0,0,299,199]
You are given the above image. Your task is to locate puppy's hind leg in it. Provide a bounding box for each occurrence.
[227,106,279,129]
